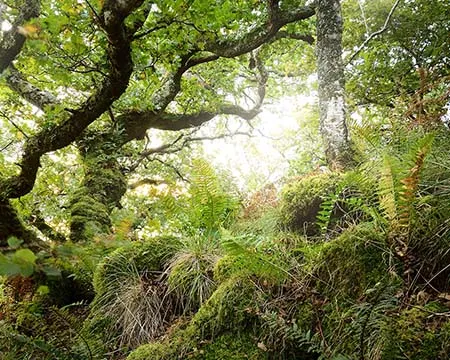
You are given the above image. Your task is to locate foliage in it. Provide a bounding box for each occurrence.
[1,1,450,359]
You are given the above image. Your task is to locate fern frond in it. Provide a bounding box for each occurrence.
[398,133,434,228]
[379,155,399,228]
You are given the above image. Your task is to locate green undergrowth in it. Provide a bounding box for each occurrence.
[128,275,266,360]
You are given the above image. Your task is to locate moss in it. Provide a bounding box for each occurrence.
[127,342,174,360]
[70,193,112,241]
[127,275,264,360]
[192,276,262,335]
[312,223,391,298]
[381,305,450,359]
[279,173,340,236]
[213,255,248,284]
[191,332,267,359]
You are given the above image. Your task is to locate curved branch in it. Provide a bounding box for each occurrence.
[0,0,143,199]
[208,4,315,57]
[148,3,314,113]
[272,31,315,45]
[121,53,267,139]
[0,0,40,73]
[5,64,59,110]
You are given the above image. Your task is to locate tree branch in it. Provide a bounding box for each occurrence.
[121,51,268,140]
[127,129,253,174]
[0,0,40,73]
[207,4,315,58]
[5,64,59,110]
[146,3,314,113]
[347,0,402,64]
[26,209,67,242]
[272,30,315,45]
[0,0,144,199]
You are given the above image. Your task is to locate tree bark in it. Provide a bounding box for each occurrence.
[316,0,353,170]
[69,133,127,242]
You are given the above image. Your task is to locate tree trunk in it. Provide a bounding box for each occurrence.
[69,133,127,242]
[316,0,352,170]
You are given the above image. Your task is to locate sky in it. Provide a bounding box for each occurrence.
[200,94,317,191]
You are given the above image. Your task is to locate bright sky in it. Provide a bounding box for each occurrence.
[201,94,317,190]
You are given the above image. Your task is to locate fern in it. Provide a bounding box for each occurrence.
[379,155,400,229]
[221,235,287,282]
[188,159,239,235]
[379,133,434,238]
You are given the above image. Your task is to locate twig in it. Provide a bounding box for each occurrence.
[154,158,190,183]
[0,110,29,139]
[0,140,14,152]
[347,0,402,64]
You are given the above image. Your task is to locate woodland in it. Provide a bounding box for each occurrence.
[0,0,450,359]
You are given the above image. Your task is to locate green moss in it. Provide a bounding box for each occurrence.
[192,276,262,335]
[213,255,248,283]
[381,306,450,359]
[70,193,112,241]
[127,275,264,360]
[312,223,391,298]
[127,342,174,360]
[279,173,340,236]
[128,332,266,360]
[192,333,267,359]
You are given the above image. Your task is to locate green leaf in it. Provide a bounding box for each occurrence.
[42,265,62,277]
[37,285,50,295]
[0,254,21,276]
[14,249,37,264]
[7,236,23,249]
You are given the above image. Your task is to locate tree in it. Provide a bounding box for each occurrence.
[344,0,450,125]
[0,0,316,244]
[316,0,352,170]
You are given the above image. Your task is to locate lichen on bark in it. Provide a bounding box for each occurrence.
[316,0,353,170]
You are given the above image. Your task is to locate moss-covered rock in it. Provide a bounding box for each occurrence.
[85,236,181,349]
[191,333,267,359]
[381,304,450,359]
[127,342,173,360]
[213,255,247,284]
[93,236,180,297]
[311,223,392,298]
[279,173,340,236]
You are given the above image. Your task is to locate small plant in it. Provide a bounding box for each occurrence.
[166,235,221,313]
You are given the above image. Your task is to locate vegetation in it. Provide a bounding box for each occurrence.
[1,0,450,359]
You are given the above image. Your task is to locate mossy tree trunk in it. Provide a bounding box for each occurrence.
[316,0,353,170]
[69,133,127,242]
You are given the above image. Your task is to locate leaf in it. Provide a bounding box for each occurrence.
[37,285,50,295]
[7,236,23,249]
[0,254,21,276]
[14,249,37,264]
[42,265,62,277]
